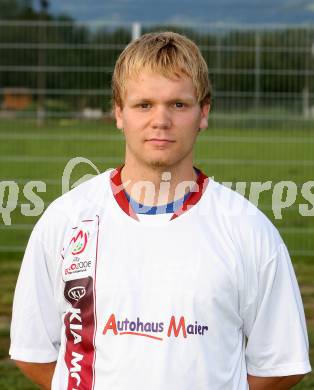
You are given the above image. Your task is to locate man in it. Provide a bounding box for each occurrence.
[10,31,311,389]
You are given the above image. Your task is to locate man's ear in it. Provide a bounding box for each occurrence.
[199,103,211,130]
[114,104,123,130]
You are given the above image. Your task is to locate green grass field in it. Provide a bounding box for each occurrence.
[0,118,313,388]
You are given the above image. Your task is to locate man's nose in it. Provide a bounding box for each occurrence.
[151,106,172,129]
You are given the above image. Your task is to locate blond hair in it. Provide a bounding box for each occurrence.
[112,31,212,108]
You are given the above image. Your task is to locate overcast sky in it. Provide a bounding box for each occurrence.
[43,0,314,26]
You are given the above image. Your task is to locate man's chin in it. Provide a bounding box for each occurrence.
[148,159,172,169]
[144,154,186,169]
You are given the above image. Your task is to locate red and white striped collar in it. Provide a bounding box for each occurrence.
[110,166,209,221]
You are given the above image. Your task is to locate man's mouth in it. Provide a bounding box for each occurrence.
[146,138,175,146]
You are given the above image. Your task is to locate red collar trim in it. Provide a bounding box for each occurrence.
[110,166,209,222]
[110,166,139,221]
[170,169,209,220]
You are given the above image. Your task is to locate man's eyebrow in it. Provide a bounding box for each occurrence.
[128,96,196,103]
[128,97,152,103]
[168,97,195,103]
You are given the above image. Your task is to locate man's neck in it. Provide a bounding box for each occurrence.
[120,162,198,207]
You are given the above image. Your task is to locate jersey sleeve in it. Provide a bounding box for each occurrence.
[9,213,62,363]
[243,240,312,377]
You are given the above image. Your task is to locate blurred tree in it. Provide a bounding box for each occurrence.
[0,0,34,19]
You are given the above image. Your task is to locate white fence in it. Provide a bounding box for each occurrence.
[0,21,313,126]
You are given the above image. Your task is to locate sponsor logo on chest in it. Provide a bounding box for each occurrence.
[62,219,98,282]
[103,313,209,341]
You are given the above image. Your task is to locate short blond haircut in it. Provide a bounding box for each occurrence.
[112,31,212,108]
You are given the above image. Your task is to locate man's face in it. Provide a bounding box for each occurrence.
[115,69,210,169]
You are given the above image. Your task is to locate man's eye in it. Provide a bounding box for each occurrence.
[139,103,150,109]
[174,102,185,108]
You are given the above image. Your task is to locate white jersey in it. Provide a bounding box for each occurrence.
[10,167,311,390]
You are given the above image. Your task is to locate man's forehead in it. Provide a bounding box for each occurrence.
[128,66,188,81]
[123,72,197,102]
